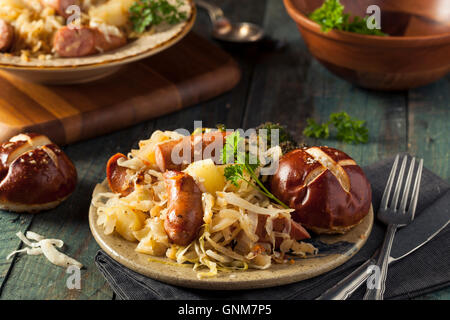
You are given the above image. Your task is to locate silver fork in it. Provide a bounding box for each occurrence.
[363,154,423,300]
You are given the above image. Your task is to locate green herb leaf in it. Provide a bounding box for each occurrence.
[331,112,369,144]
[255,122,293,146]
[309,0,387,36]
[129,0,187,34]
[221,130,245,165]
[303,118,330,139]
[256,122,303,154]
[303,112,369,144]
[220,131,289,208]
[223,165,244,187]
[309,0,345,32]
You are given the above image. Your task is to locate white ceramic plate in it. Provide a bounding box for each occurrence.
[0,0,195,84]
[89,179,373,290]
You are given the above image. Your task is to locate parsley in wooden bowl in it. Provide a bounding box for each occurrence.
[283,0,450,90]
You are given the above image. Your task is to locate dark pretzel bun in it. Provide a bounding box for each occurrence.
[0,133,77,213]
[270,146,371,234]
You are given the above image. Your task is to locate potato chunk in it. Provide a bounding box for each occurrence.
[89,0,135,26]
[114,209,147,241]
[184,159,226,194]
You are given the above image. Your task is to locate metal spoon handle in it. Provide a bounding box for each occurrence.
[196,0,225,23]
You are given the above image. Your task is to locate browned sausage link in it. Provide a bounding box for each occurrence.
[163,171,203,246]
[53,26,96,57]
[0,19,14,52]
[39,0,79,18]
[106,153,135,197]
[53,26,126,57]
[155,131,230,172]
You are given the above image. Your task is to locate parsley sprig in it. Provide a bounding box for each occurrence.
[221,131,289,209]
[303,112,369,144]
[129,0,187,34]
[309,0,387,36]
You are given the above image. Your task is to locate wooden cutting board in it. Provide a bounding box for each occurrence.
[0,32,241,145]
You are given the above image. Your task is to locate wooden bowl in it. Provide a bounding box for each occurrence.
[283,0,450,90]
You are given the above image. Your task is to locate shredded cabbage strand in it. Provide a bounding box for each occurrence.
[93,130,318,278]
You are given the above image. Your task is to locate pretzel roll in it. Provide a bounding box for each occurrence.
[0,133,77,213]
[270,147,371,234]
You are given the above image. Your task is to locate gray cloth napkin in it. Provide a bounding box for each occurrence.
[95,157,450,300]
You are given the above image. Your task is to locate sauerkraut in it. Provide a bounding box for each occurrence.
[92,130,317,278]
[0,0,188,59]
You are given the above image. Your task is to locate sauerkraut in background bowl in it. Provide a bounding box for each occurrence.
[0,0,195,84]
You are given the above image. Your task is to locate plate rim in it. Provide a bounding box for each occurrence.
[89,180,374,290]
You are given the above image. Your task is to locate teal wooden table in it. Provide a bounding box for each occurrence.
[0,0,448,300]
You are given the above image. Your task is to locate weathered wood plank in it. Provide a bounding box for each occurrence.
[406,75,450,300]
[0,214,33,292]
[407,75,449,182]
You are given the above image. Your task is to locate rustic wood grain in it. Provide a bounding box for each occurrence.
[0,32,241,146]
[0,213,33,293]
[407,75,450,182]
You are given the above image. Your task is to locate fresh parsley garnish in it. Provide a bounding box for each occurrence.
[221,131,289,208]
[303,112,369,144]
[309,0,387,36]
[330,112,369,144]
[256,122,293,146]
[129,0,187,34]
[256,122,304,154]
[303,118,330,139]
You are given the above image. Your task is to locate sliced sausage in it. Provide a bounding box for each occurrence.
[0,19,14,52]
[256,215,310,248]
[53,26,126,57]
[288,220,311,241]
[163,170,203,246]
[155,139,190,172]
[53,26,96,57]
[155,131,229,172]
[106,153,134,197]
[39,0,79,18]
